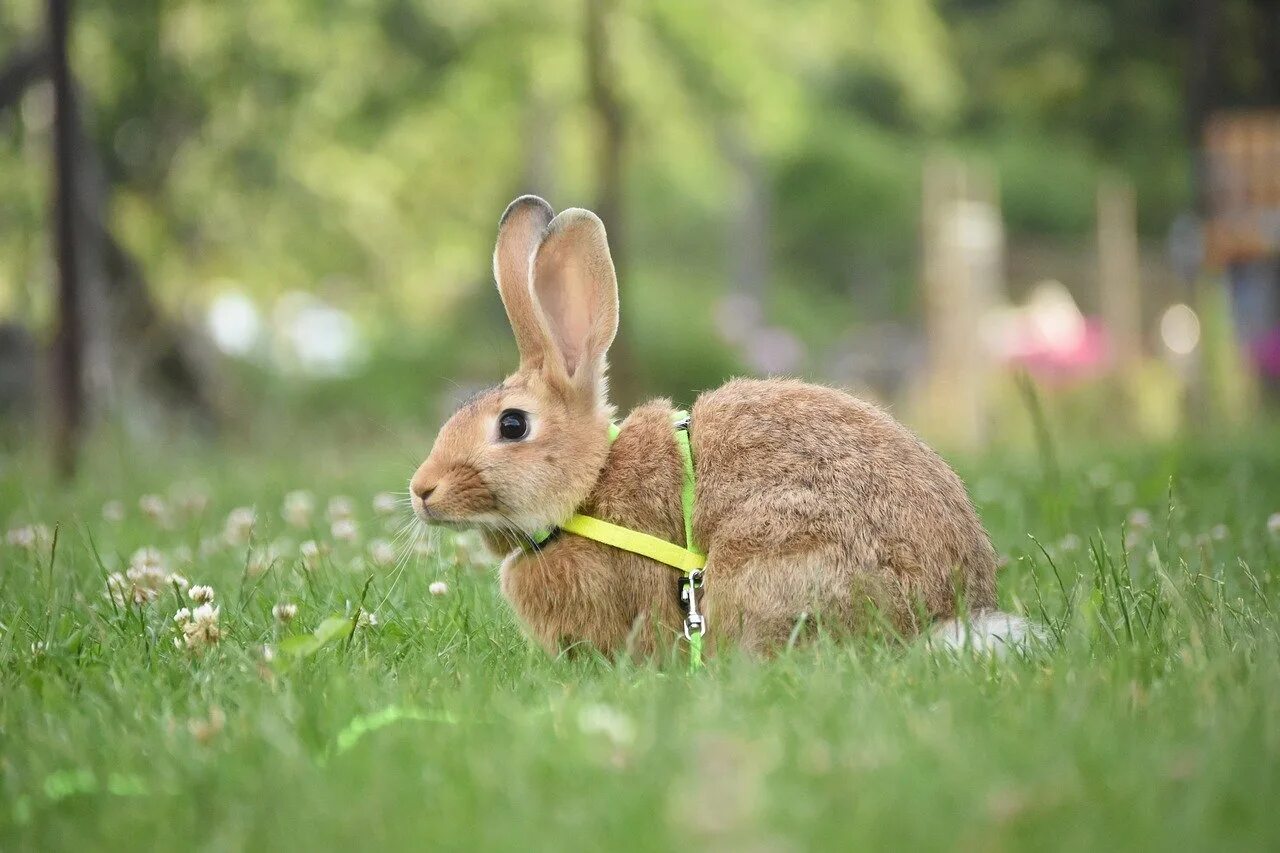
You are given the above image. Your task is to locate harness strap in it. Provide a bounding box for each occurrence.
[523,409,706,670]
[673,415,700,558]
[560,514,705,572]
[527,410,704,572]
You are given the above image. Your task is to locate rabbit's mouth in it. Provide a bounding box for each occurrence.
[412,463,501,524]
[419,513,501,531]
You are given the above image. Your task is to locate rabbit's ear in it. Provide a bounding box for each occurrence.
[530,208,619,393]
[493,195,557,371]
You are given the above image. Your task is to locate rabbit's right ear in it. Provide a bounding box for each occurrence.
[493,195,556,372]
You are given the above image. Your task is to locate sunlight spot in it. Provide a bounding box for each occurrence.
[1160,303,1200,355]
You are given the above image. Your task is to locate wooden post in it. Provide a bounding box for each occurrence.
[48,0,83,478]
[1096,176,1143,368]
[920,154,1004,448]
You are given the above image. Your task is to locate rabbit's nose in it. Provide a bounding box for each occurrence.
[410,461,440,506]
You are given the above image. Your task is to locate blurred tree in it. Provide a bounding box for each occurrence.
[48,0,83,477]
[5,0,1268,422]
[0,5,218,446]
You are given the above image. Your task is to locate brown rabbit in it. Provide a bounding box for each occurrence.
[411,195,1027,658]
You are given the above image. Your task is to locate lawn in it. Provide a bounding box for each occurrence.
[3,426,1280,851]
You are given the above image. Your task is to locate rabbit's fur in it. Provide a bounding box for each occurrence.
[411,196,1000,657]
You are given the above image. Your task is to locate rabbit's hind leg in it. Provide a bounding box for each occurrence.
[703,544,883,656]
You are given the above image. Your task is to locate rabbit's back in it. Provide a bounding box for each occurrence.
[691,378,997,628]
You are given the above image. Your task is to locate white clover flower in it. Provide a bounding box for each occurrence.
[188,585,215,604]
[1087,464,1114,489]
[173,607,191,624]
[1058,533,1082,552]
[372,492,399,516]
[246,543,282,577]
[172,485,210,517]
[102,500,126,522]
[139,494,170,524]
[7,524,51,551]
[106,569,163,607]
[192,603,218,626]
[130,546,167,575]
[299,539,328,571]
[105,572,129,606]
[6,525,38,550]
[246,553,270,577]
[261,644,276,663]
[356,610,379,629]
[577,704,635,747]
[367,539,396,566]
[126,565,167,591]
[282,490,316,528]
[272,602,298,623]
[331,518,359,543]
[101,549,171,606]
[182,604,222,650]
[1269,513,1280,538]
[1210,524,1229,541]
[327,496,355,523]
[224,506,256,546]
[429,580,449,597]
[1126,509,1152,531]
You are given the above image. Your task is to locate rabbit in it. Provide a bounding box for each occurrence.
[410,195,1028,658]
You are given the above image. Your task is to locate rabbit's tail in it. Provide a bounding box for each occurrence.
[928,611,1047,655]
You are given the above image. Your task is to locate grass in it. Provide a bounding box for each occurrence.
[3,424,1280,851]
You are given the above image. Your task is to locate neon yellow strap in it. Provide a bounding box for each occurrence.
[672,414,701,557]
[524,409,707,670]
[688,631,703,669]
[560,514,706,572]
[559,409,704,572]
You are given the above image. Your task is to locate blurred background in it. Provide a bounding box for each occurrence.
[2,0,1279,476]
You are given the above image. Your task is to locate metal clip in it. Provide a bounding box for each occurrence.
[679,569,706,639]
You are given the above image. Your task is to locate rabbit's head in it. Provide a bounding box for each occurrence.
[410,196,619,534]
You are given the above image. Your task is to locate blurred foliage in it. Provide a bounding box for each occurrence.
[0,0,1228,403]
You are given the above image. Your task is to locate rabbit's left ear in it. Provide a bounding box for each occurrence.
[530,208,619,394]
[494,195,557,373]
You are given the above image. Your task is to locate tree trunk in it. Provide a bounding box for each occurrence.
[0,44,47,111]
[0,38,218,436]
[48,0,84,478]
[1187,0,1221,216]
[584,0,639,404]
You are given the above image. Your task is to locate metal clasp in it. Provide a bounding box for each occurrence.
[679,569,706,639]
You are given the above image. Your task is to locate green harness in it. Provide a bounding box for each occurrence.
[525,410,707,669]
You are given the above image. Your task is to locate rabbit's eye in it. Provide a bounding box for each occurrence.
[498,409,530,441]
